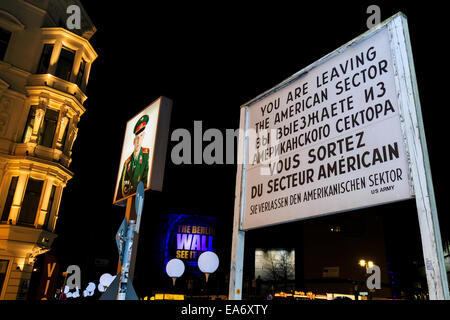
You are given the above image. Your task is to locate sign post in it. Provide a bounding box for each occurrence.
[117,219,136,300]
[387,15,449,300]
[229,107,247,300]
[229,13,449,300]
[102,97,172,300]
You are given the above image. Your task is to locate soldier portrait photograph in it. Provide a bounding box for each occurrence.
[114,100,163,203]
[116,115,150,200]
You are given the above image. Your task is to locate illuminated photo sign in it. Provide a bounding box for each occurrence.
[161,214,217,274]
[113,96,172,204]
[176,224,215,260]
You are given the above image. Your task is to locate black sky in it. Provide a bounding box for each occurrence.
[49,1,450,293]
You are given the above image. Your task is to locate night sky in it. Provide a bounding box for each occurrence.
[49,2,450,296]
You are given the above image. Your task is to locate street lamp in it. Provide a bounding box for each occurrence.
[358,259,375,300]
[359,259,374,270]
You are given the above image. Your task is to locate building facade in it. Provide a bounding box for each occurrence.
[0,0,96,300]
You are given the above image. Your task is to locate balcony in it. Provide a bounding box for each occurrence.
[0,224,57,258]
[13,142,71,167]
[26,73,87,106]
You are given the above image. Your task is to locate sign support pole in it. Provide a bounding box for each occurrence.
[388,14,449,300]
[126,197,140,281]
[229,106,248,300]
[117,197,133,274]
[117,219,136,300]
[116,186,144,287]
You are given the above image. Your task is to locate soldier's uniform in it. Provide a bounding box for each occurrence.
[117,115,150,199]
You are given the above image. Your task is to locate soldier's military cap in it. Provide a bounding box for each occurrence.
[134,115,149,135]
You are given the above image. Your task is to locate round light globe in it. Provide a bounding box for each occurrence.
[166,258,185,278]
[198,251,219,274]
[98,273,115,292]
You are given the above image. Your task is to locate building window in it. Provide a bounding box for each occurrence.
[55,47,75,81]
[38,109,60,148]
[58,121,69,151]
[1,176,18,222]
[21,106,37,143]
[0,27,11,60]
[0,260,10,296]
[17,178,44,226]
[75,58,86,87]
[44,185,56,230]
[22,107,61,148]
[36,44,54,74]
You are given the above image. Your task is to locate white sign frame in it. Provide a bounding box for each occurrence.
[229,13,449,300]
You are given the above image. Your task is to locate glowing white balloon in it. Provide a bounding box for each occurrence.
[166,258,185,286]
[198,251,219,274]
[98,273,115,292]
[64,285,73,298]
[83,282,95,297]
[166,258,185,278]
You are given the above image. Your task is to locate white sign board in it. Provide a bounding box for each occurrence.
[230,13,449,301]
[242,28,413,230]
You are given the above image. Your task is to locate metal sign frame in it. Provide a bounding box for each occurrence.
[229,12,449,300]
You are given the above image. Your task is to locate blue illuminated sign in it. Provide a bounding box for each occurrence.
[162,214,217,273]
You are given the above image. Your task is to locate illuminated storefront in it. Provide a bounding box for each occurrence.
[273,290,365,300]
